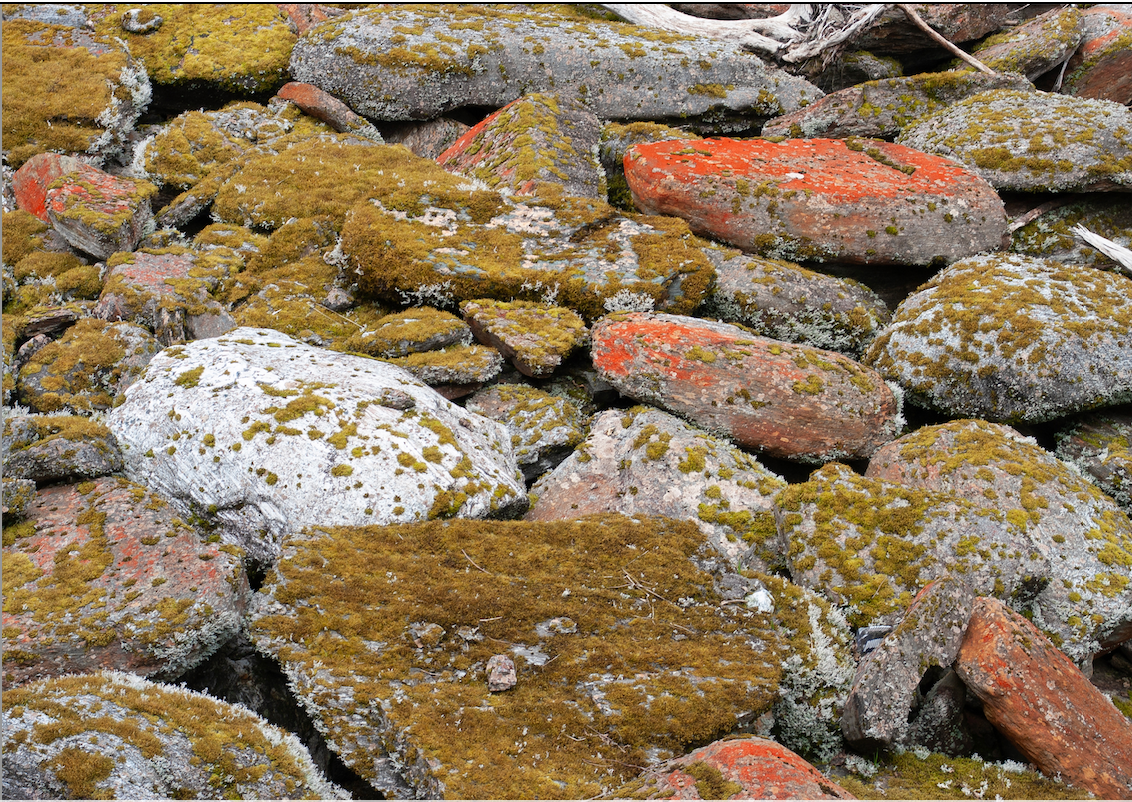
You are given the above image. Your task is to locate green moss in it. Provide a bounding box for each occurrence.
[16,319,141,413]
[330,464,354,478]
[3,210,49,265]
[681,760,743,799]
[174,366,205,388]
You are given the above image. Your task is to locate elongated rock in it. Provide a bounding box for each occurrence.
[624,137,1007,266]
[46,163,157,259]
[591,312,900,463]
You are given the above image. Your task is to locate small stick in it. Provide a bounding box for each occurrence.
[1007,198,1073,233]
[897,3,998,75]
[462,549,489,574]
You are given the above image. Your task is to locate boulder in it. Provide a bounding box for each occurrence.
[45,163,158,260]
[2,477,250,686]
[528,406,786,564]
[600,120,694,209]
[853,4,1012,56]
[898,90,1132,192]
[616,736,856,799]
[967,6,1083,80]
[955,597,1132,799]
[344,307,472,358]
[624,137,1007,266]
[1063,6,1132,104]
[866,254,1132,423]
[11,153,85,222]
[438,93,604,199]
[276,81,384,142]
[105,327,526,570]
[591,312,901,463]
[1055,409,1132,511]
[1,671,346,799]
[383,117,470,160]
[2,414,123,483]
[2,478,36,520]
[1009,196,1132,269]
[288,4,820,131]
[460,299,588,377]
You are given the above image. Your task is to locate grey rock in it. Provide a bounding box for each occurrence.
[969,6,1083,80]
[1010,196,1132,270]
[2,477,36,519]
[461,299,589,377]
[904,669,974,757]
[1055,409,1132,512]
[3,414,123,483]
[486,654,517,692]
[383,117,470,160]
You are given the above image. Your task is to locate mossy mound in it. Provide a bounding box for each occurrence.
[250,514,795,799]
[898,89,1132,192]
[344,307,472,358]
[461,299,589,377]
[2,210,50,266]
[1010,196,1132,269]
[967,6,1083,80]
[3,414,123,483]
[2,671,346,799]
[865,253,1132,423]
[91,4,297,93]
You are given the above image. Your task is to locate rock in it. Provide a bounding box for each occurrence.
[2,477,250,686]
[1,17,151,168]
[2,414,123,483]
[45,163,158,260]
[591,312,901,463]
[1055,409,1132,511]
[105,327,526,570]
[276,81,384,142]
[344,307,472,358]
[464,383,587,482]
[1,671,346,799]
[383,117,470,160]
[288,5,820,131]
[19,304,83,340]
[866,254,1132,423]
[527,406,786,565]
[701,249,890,358]
[249,515,802,798]
[600,120,694,209]
[625,137,1007,266]
[762,71,1034,140]
[278,2,346,35]
[853,4,1013,56]
[2,477,36,519]
[1010,196,1132,270]
[460,299,588,377]
[967,6,1083,80]
[1063,6,1132,104]
[17,318,162,413]
[121,7,162,34]
[898,90,1132,192]
[617,736,856,799]
[842,576,976,751]
[955,596,1132,799]
[806,49,904,94]
[11,153,85,222]
[902,669,973,757]
[486,654,517,692]
[437,93,605,199]
[386,343,505,392]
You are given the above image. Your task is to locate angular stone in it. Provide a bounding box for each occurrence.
[277,81,384,142]
[344,307,472,358]
[385,343,505,391]
[955,597,1132,799]
[11,153,85,222]
[45,163,158,259]
[460,299,588,377]
[278,2,346,35]
[1063,6,1132,105]
[105,328,526,570]
[2,414,123,483]
[898,90,1132,192]
[968,6,1083,80]
[625,137,1007,266]
[600,120,693,208]
[288,5,819,131]
[591,312,900,463]
[618,736,855,800]
[2,478,36,520]
[383,117,470,160]
[1055,409,1132,511]
[1,671,346,799]
[2,478,250,686]
[853,4,1012,55]
[485,654,517,692]
[866,254,1132,423]
[528,406,785,565]
[438,93,605,199]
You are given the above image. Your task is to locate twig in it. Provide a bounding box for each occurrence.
[1007,198,1073,233]
[462,549,489,574]
[896,3,998,75]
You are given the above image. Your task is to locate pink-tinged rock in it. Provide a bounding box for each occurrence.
[2,477,250,687]
[46,163,157,259]
[955,596,1132,800]
[625,138,1006,266]
[276,81,383,141]
[621,736,855,799]
[276,2,343,34]
[854,4,1012,54]
[11,153,84,222]
[1063,7,1132,105]
[591,312,900,463]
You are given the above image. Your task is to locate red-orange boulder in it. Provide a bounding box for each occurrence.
[624,137,1006,266]
[1063,6,1132,104]
[11,153,84,222]
[276,81,382,140]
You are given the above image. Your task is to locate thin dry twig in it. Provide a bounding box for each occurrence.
[462,548,489,574]
[896,3,998,75]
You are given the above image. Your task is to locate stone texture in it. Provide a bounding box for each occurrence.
[2,414,123,484]
[1,671,346,800]
[1063,6,1132,104]
[2,477,36,520]
[460,299,588,377]
[2,477,250,687]
[105,327,526,570]
[383,117,470,160]
[619,736,856,799]
[385,343,505,392]
[968,6,1083,80]
[853,4,1012,56]
[11,153,85,222]
[1055,409,1132,511]
[276,81,384,142]
[591,312,900,463]
[45,162,158,260]
[625,137,1007,266]
[955,596,1132,799]
[866,254,1132,424]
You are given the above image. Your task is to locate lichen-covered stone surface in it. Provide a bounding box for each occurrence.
[592,312,900,463]
[1,671,346,800]
[625,137,1007,266]
[288,5,820,130]
[1009,196,1132,269]
[866,254,1132,423]
[45,162,158,260]
[2,414,123,484]
[461,299,589,377]
[1055,409,1132,512]
[968,6,1083,80]
[1062,6,1132,104]
[2,477,249,687]
[277,81,385,142]
[105,328,526,569]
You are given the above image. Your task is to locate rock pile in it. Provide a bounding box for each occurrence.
[4,3,1131,799]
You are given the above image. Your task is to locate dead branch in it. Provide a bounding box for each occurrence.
[895,3,998,75]
[1072,225,1132,276]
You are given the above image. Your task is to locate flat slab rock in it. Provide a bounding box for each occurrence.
[105,327,526,570]
[45,161,157,260]
[460,299,588,377]
[2,414,123,483]
[2,477,250,687]
[591,312,900,463]
[2,670,346,800]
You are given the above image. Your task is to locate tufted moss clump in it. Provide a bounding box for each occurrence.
[3,211,50,266]
[17,319,134,413]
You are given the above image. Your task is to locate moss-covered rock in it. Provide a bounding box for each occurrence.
[45,163,158,260]
[1055,408,1132,513]
[461,299,589,377]
[343,307,472,358]
[1010,196,1132,270]
[1062,6,1132,104]
[385,343,505,391]
[1,671,346,799]
[2,477,36,520]
[967,6,1083,80]
[3,414,123,483]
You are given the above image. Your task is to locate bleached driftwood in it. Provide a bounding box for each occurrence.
[1073,224,1132,276]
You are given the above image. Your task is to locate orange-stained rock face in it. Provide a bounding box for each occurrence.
[1064,7,1132,104]
[624,137,1007,266]
[955,596,1132,800]
[11,152,85,222]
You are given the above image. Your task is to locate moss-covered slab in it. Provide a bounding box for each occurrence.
[465,383,587,482]
[1055,408,1132,512]
[1062,6,1132,105]
[45,163,158,260]
[16,318,161,413]
[898,89,1132,192]
[344,307,472,358]
[461,299,589,377]
[249,514,810,798]
[1,670,346,799]
[1010,196,1132,269]
[437,92,605,199]
[528,406,785,565]
[702,248,890,359]
[2,477,36,520]
[105,327,526,570]
[865,253,1132,423]
[385,343,505,391]
[967,6,1083,80]
[1,17,151,168]
[289,4,819,131]
[3,414,123,484]
[2,477,250,686]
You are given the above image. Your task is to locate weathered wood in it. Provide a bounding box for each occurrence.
[1073,224,1132,275]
